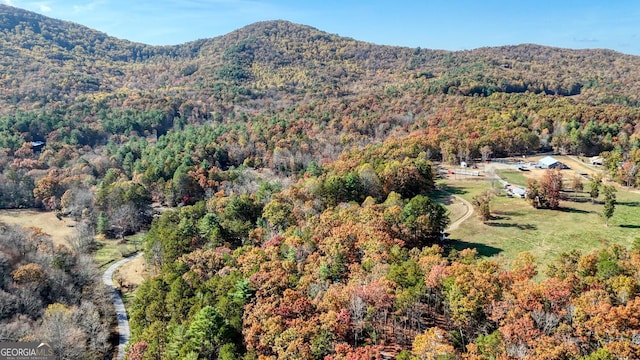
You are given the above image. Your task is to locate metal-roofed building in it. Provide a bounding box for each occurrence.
[537,156,565,169]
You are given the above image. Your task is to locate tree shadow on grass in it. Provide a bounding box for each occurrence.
[492,210,527,218]
[437,184,468,196]
[445,238,502,257]
[557,207,592,214]
[564,196,595,203]
[490,215,511,221]
[619,224,640,229]
[618,201,640,207]
[486,222,537,230]
[434,193,455,205]
[433,185,468,205]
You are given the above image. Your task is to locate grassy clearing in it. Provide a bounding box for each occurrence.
[433,182,475,224]
[115,254,150,304]
[94,233,145,270]
[0,209,74,246]
[446,179,640,271]
[94,240,127,269]
[115,255,148,288]
[496,169,528,187]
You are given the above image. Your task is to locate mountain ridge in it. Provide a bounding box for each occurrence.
[1,4,640,152]
[2,4,637,60]
[2,4,634,57]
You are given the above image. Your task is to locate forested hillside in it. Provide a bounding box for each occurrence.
[1,4,640,359]
[2,4,640,213]
[0,222,112,358]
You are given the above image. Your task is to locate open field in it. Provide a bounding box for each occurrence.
[94,233,143,269]
[444,178,640,271]
[116,255,148,289]
[495,169,528,187]
[434,186,470,225]
[0,209,74,246]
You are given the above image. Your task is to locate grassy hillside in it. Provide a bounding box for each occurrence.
[448,179,640,268]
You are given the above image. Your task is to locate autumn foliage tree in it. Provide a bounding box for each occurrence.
[0,223,111,358]
[527,169,563,209]
[526,178,544,209]
[472,189,494,222]
[541,169,563,209]
[33,173,64,210]
[412,327,455,360]
[570,175,584,200]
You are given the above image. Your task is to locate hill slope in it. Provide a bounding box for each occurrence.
[2,3,640,114]
[0,5,639,206]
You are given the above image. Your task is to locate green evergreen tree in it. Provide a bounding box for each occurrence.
[401,195,449,243]
[180,306,230,359]
[589,174,603,203]
[165,277,194,323]
[602,185,617,226]
[218,343,238,360]
[96,212,109,235]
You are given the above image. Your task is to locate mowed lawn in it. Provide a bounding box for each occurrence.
[444,179,640,270]
[496,169,529,187]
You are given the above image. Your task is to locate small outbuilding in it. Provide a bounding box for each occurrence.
[30,141,45,152]
[590,156,603,166]
[538,156,565,169]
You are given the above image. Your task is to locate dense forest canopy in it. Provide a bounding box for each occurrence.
[1,4,640,359]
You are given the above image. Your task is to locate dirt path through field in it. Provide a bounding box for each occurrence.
[446,195,474,232]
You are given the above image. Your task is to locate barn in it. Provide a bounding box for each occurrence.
[538,156,565,169]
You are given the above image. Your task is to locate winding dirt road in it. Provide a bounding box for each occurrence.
[446,195,474,232]
[102,253,143,360]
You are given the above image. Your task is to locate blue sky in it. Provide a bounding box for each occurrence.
[2,0,640,55]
